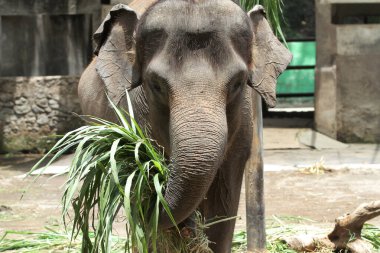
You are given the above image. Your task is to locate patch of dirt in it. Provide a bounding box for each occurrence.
[237,168,380,230]
[0,205,12,212]
[0,155,64,234]
[1,155,380,235]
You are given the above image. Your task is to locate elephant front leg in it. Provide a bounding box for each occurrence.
[199,151,249,253]
[205,216,239,253]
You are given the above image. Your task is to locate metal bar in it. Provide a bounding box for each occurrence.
[364,15,369,24]
[246,91,266,252]
[281,37,316,42]
[0,17,2,76]
[287,65,315,70]
[277,93,315,97]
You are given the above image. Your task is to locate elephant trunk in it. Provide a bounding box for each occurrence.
[159,100,228,229]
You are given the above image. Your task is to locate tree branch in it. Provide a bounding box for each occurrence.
[284,201,380,253]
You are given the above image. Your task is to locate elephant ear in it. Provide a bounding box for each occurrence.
[94,4,140,106]
[248,5,292,108]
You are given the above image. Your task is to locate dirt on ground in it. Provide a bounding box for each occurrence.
[1,154,379,236]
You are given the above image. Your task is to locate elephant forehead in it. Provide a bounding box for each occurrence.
[143,0,248,34]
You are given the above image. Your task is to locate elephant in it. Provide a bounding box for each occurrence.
[78,0,292,252]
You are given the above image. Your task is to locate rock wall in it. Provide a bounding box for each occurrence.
[0,76,83,152]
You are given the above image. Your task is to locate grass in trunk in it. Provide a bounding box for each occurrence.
[25,93,211,253]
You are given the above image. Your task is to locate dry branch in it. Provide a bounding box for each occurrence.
[284,201,380,253]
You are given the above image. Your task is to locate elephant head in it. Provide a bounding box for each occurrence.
[93,0,291,229]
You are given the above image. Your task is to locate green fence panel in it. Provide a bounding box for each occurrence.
[288,41,316,67]
[277,69,315,94]
[277,41,316,95]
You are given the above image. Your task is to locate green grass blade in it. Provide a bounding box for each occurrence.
[153,174,178,233]
[125,89,136,134]
[110,138,125,196]
[107,94,131,131]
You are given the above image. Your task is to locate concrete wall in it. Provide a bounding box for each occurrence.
[0,0,100,77]
[315,0,380,142]
[315,0,338,138]
[0,76,82,152]
[335,25,380,142]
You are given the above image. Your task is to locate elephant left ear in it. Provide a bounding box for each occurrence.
[93,4,140,106]
[248,5,292,108]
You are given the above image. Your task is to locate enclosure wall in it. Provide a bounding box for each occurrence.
[0,76,82,152]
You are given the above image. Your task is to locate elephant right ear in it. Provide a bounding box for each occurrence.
[248,5,292,108]
[94,4,141,106]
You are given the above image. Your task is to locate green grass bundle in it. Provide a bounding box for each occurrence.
[29,94,210,253]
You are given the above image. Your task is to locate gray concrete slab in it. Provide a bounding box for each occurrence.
[297,129,349,150]
[263,127,380,171]
[26,127,380,176]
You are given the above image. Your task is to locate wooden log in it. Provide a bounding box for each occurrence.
[328,201,380,253]
[245,91,266,252]
[285,201,380,253]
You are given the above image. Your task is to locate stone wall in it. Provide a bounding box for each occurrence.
[0,76,83,152]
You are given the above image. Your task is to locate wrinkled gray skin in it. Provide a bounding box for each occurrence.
[78,0,291,252]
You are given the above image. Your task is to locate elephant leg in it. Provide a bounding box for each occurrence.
[201,174,243,253]
[245,92,266,252]
[199,145,250,253]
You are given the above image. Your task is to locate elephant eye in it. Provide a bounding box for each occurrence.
[227,70,247,102]
[150,82,162,93]
[145,70,168,94]
[145,71,169,105]
[232,80,243,91]
[229,73,246,92]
